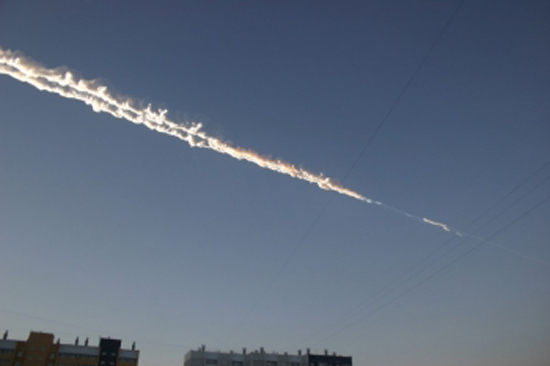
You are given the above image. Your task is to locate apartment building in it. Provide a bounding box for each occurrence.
[0,331,139,366]
[184,346,351,366]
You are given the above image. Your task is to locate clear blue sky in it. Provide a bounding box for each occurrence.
[1,1,549,365]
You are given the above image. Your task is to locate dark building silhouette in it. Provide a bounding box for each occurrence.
[307,352,352,366]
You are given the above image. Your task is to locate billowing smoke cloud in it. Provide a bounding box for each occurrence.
[0,47,457,234]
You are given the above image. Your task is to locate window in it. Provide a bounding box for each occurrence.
[206,359,218,365]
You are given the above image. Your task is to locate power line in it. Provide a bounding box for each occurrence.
[343,0,466,179]
[471,167,550,232]
[227,193,337,338]
[468,158,550,228]
[295,160,550,347]
[228,0,467,342]
[308,192,550,346]
[289,236,459,346]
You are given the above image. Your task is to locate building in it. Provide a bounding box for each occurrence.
[0,331,139,366]
[184,346,351,366]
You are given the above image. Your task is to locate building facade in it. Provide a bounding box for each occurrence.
[0,331,139,366]
[184,347,351,366]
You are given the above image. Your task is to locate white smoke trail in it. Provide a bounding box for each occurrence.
[0,47,456,234]
[422,218,450,232]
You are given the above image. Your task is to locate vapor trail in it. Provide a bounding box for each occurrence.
[0,47,456,234]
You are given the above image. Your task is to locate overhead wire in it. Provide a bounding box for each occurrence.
[293,157,550,347]
[425,120,550,227]
[307,192,550,346]
[468,158,550,227]
[290,0,550,343]
[344,0,466,176]
[227,0,467,342]
[227,192,338,338]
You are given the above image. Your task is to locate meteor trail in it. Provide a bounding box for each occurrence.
[0,47,456,234]
[422,218,451,232]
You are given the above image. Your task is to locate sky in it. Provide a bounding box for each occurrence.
[0,0,549,365]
